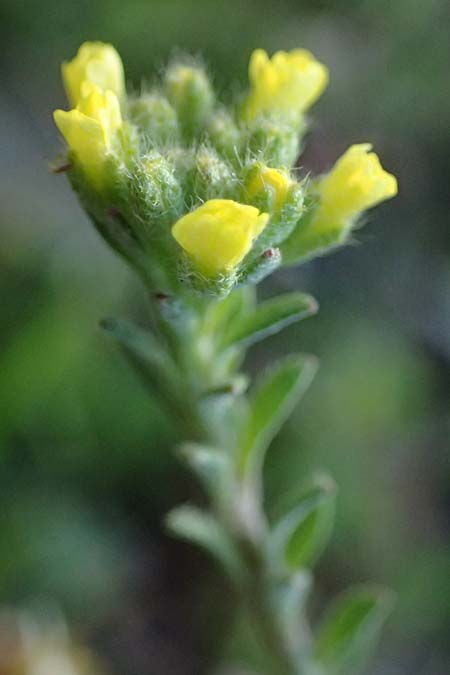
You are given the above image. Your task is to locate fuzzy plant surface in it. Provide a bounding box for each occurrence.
[53,41,398,675]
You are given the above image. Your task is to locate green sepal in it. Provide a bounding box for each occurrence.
[314,585,395,675]
[176,254,238,297]
[165,504,244,581]
[238,248,282,286]
[236,354,318,477]
[281,198,351,267]
[268,474,336,572]
[218,292,318,351]
[252,183,306,259]
[67,161,146,274]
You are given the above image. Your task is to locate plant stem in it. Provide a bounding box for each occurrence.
[163,302,308,674]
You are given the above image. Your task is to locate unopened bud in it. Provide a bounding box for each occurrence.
[189,146,237,202]
[246,113,305,169]
[129,152,184,229]
[206,109,241,160]
[165,62,214,139]
[129,92,179,145]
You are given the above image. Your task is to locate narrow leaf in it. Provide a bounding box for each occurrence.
[100,317,172,375]
[219,292,318,350]
[269,475,336,572]
[178,443,230,495]
[315,586,395,674]
[203,286,256,337]
[237,354,318,476]
[166,505,244,581]
[100,317,187,417]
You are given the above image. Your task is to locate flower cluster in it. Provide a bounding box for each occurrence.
[54,42,397,296]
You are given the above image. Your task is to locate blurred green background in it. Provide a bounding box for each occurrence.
[1,0,449,673]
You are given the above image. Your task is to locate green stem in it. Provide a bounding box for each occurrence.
[161,301,308,674]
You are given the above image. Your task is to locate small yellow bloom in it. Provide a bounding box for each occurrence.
[54,82,122,186]
[172,199,269,276]
[244,49,328,121]
[62,41,125,106]
[312,144,398,231]
[246,165,292,211]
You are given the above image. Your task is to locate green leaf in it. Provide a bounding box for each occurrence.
[100,317,184,413]
[237,355,318,476]
[219,292,318,351]
[166,505,244,581]
[269,474,336,572]
[101,317,172,374]
[315,586,395,674]
[202,286,256,337]
[178,443,230,496]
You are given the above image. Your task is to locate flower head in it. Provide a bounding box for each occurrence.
[54,82,122,186]
[312,144,398,231]
[172,199,269,276]
[246,164,292,211]
[62,41,125,106]
[244,49,328,121]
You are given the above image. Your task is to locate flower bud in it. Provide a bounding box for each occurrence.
[206,109,241,160]
[129,152,184,229]
[244,163,306,258]
[246,113,304,168]
[165,62,214,139]
[245,163,292,212]
[243,48,328,122]
[54,82,123,188]
[281,144,398,264]
[312,144,398,230]
[189,146,238,202]
[129,92,179,144]
[172,199,269,277]
[62,41,125,106]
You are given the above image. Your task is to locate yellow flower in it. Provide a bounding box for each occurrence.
[246,165,292,211]
[53,81,122,186]
[62,41,125,106]
[312,144,398,231]
[172,199,269,276]
[244,49,328,121]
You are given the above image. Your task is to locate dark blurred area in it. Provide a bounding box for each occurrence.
[0,1,449,673]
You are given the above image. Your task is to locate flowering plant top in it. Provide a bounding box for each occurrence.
[54,42,397,298]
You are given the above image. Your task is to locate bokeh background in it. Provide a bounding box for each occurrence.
[1,0,449,673]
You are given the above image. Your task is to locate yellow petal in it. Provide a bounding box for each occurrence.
[246,165,292,211]
[172,199,269,276]
[313,144,398,231]
[62,41,125,106]
[245,48,329,121]
[54,108,106,181]
[53,84,122,186]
